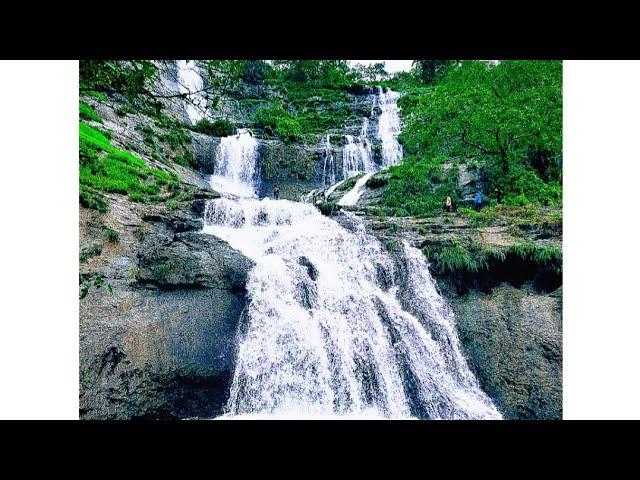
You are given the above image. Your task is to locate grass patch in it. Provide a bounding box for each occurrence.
[79,122,180,208]
[79,102,102,123]
[103,227,119,243]
[424,241,562,275]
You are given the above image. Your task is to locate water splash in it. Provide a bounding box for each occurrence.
[202,198,502,420]
[210,129,259,198]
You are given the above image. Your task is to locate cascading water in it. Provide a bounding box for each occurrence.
[202,198,501,419]
[338,173,374,207]
[210,129,259,198]
[342,131,375,179]
[200,82,499,419]
[176,60,207,125]
[335,88,402,202]
[375,87,403,166]
[322,134,336,187]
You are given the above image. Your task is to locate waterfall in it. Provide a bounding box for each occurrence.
[210,129,259,198]
[199,83,499,419]
[202,198,501,420]
[342,132,375,179]
[375,87,403,167]
[176,60,207,125]
[322,135,336,187]
[339,88,402,183]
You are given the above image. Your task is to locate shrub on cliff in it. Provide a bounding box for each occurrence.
[192,118,236,137]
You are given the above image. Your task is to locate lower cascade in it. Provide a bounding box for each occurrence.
[202,198,502,420]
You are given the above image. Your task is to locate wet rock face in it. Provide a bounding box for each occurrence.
[451,284,562,419]
[79,197,253,419]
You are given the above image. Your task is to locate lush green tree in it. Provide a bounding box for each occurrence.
[381,60,562,215]
[352,62,389,82]
[399,60,562,202]
[413,60,456,84]
[80,60,157,100]
[270,60,356,88]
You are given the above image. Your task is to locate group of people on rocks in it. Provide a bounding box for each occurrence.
[442,188,504,214]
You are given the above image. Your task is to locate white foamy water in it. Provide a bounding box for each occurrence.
[375,87,403,166]
[210,129,259,198]
[338,173,374,207]
[176,60,207,125]
[202,198,502,420]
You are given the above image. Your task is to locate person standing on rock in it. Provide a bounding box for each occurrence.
[273,185,280,200]
[443,196,453,213]
[494,187,504,204]
[474,192,483,211]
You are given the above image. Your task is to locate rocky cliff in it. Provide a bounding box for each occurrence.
[79,192,253,419]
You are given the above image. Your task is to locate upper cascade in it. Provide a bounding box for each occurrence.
[176,60,207,125]
[210,129,259,198]
[375,87,403,167]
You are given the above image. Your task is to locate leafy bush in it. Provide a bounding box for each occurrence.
[79,186,108,213]
[192,118,236,137]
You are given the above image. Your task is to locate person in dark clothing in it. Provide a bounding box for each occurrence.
[494,187,504,204]
[474,192,483,211]
[273,185,280,200]
[443,195,453,213]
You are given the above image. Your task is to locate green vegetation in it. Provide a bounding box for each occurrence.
[80,187,108,213]
[80,242,103,263]
[382,60,562,217]
[318,202,340,216]
[80,60,157,102]
[457,204,562,228]
[423,241,562,275]
[382,157,460,217]
[192,118,236,137]
[79,122,180,208]
[79,273,112,299]
[103,227,119,243]
[79,102,102,123]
